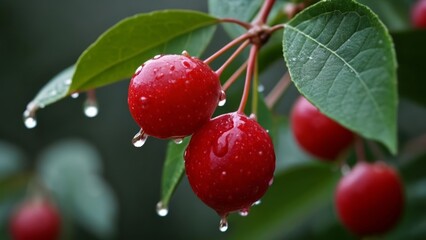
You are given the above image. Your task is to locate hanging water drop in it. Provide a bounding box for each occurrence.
[173,138,183,144]
[219,216,228,232]
[132,129,148,147]
[156,201,169,217]
[23,109,37,129]
[239,208,249,217]
[71,92,79,99]
[83,100,98,118]
[249,113,257,120]
[257,84,265,93]
[218,90,226,106]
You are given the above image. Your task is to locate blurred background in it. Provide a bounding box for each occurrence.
[1,0,426,239]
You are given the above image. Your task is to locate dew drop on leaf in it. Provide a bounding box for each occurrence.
[156,201,169,217]
[83,100,98,118]
[71,92,79,99]
[23,109,37,129]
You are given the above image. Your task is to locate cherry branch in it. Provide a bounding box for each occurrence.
[204,33,250,65]
[237,45,258,113]
[220,18,252,29]
[222,61,248,91]
[216,40,250,77]
[253,0,277,24]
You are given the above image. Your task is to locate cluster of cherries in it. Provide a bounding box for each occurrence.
[128,52,276,231]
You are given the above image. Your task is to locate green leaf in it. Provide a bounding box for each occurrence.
[37,139,117,238]
[26,65,75,110]
[358,0,411,31]
[70,10,218,92]
[283,0,398,154]
[159,138,190,208]
[392,30,426,107]
[231,164,340,239]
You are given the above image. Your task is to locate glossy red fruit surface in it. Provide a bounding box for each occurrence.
[336,162,404,236]
[290,96,354,161]
[128,54,221,139]
[412,0,426,28]
[184,112,275,216]
[10,199,61,240]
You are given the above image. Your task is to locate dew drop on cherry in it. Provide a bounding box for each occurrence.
[156,201,169,217]
[153,54,162,60]
[132,129,148,147]
[219,216,229,232]
[252,199,262,206]
[83,100,99,118]
[268,178,274,186]
[173,138,184,144]
[218,90,226,106]
[239,208,249,217]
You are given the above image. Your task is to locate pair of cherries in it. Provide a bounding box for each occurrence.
[128,54,275,224]
[291,96,404,236]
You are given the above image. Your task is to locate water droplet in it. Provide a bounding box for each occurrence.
[83,100,98,118]
[266,129,270,133]
[268,178,274,186]
[219,216,228,232]
[156,201,168,217]
[218,90,226,106]
[182,50,190,56]
[50,90,57,96]
[308,56,313,60]
[132,129,148,147]
[23,110,37,129]
[252,199,262,206]
[213,133,229,157]
[291,57,297,61]
[257,84,265,93]
[249,113,257,120]
[239,208,249,217]
[65,79,72,85]
[71,92,79,99]
[135,65,143,74]
[156,73,164,79]
[173,138,183,144]
[153,54,162,60]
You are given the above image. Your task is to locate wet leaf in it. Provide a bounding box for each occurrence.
[283,0,398,154]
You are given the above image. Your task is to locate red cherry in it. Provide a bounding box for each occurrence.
[10,199,61,240]
[335,162,404,236]
[412,0,426,28]
[128,54,221,139]
[290,96,354,161]
[184,112,275,217]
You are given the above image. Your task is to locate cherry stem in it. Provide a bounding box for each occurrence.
[204,33,250,65]
[265,72,291,109]
[222,60,248,91]
[251,58,259,117]
[220,18,252,29]
[237,45,258,114]
[355,135,367,162]
[216,40,250,77]
[253,0,276,24]
[267,24,285,34]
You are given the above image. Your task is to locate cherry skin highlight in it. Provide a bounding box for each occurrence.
[412,0,426,28]
[290,96,354,161]
[335,162,404,236]
[10,199,61,240]
[184,112,275,216]
[128,54,221,139]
